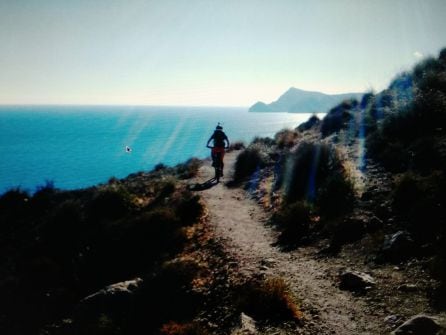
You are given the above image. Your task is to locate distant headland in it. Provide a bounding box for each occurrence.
[249,87,363,113]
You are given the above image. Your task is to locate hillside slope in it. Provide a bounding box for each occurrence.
[195,151,445,334]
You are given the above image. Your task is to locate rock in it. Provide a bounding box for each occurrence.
[384,314,401,325]
[260,258,276,267]
[378,231,415,263]
[232,313,257,335]
[392,314,442,335]
[75,278,142,319]
[339,270,376,292]
[397,283,419,292]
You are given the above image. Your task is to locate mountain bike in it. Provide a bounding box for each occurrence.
[207,145,226,183]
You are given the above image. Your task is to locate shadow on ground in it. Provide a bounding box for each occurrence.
[188,178,219,191]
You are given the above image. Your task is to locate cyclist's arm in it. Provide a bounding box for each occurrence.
[224,133,230,148]
[206,134,214,147]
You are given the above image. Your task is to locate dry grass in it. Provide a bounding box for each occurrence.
[275,128,300,149]
[237,277,303,324]
[159,321,208,335]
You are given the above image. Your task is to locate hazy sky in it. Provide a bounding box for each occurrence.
[1,0,445,106]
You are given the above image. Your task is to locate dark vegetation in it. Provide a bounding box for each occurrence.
[234,48,446,306]
[0,154,303,334]
[364,50,446,289]
[320,99,358,137]
[232,139,274,182]
[296,114,320,132]
[0,161,209,334]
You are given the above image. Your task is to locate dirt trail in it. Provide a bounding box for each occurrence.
[194,151,384,335]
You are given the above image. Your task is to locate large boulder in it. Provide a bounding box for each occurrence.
[392,314,442,335]
[379,231,415,263]
[339,270,376,292]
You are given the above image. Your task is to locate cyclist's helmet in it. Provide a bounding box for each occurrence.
[216,123,223,130]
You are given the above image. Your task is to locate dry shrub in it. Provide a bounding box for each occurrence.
[0,188,30,233]
[159,321,208,335]
[272,201,312,247]
[233,147,266,182]
[274,129,299,148]
[279,142,345,203]
[136,258,204,328]
[175,158,202,179]
[320,99,358,137]
[297,114,320,132]
[237,277,303,323]
[228,141,246,151]
[173,191,204,226]
[316,173,355,218]
[86,188,133,221]
[392,171,446,243]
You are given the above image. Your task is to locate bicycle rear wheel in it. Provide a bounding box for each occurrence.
[214,152,222,182]
[215,167,220,182]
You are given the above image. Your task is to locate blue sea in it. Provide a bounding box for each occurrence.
[0,106,323,193]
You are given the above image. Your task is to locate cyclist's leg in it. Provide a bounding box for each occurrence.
[211,149,217,167]
[214,152,220,181]
[220,150,225,176]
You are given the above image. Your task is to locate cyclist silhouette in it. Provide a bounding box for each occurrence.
[206,123,230,180]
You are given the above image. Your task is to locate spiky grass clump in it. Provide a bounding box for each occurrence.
[236,277,303,324]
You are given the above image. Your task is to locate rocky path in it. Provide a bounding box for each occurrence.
[193,151,385,335]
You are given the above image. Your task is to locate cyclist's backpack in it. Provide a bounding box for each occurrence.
[213,130,227,147]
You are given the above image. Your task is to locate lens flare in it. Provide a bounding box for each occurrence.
[306,144,322,201]
[356,104,367,171]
